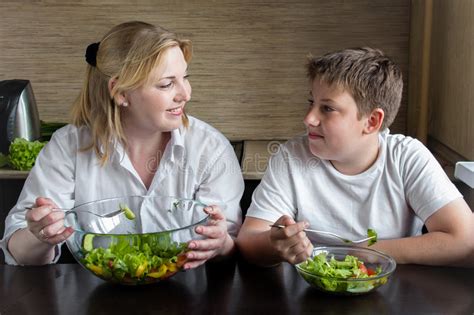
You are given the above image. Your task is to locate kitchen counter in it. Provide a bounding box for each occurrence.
[0,169,28,179]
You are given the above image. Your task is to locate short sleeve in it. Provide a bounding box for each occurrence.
[400,139,462,222]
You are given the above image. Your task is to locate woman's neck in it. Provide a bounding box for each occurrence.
[124,129,171,189]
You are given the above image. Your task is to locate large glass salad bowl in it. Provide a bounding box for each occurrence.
[64,195,209,285]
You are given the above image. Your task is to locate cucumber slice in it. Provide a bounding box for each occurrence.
[83,234,95,251]
[119,203,136,220]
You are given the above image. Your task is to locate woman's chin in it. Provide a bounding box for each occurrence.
[161,120,183,132]
[156,113,181,128]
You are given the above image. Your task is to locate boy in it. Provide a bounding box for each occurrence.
[236,47,474,267]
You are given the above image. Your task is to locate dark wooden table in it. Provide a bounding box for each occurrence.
[1,259,473,315]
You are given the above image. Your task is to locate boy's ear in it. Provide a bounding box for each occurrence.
[108,77,127,105]
[363,108,384,134]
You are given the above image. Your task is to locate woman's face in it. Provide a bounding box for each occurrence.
[123,45,191,133]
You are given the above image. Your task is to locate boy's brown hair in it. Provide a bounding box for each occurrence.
[306,47,403,130]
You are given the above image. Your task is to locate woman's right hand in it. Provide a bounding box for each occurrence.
[269,215,313,264]
[25,197,74,245]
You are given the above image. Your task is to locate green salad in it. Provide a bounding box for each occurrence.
[298,252,386,294]
[81,232,187,284]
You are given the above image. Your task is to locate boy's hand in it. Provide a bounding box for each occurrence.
[269,215,313,264]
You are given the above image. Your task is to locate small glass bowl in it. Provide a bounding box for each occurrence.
[295,245,396,295]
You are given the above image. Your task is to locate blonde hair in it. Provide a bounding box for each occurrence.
[71,21,192,165]
[306,47,403,130]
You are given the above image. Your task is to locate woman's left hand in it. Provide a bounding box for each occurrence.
[183,205,234,269]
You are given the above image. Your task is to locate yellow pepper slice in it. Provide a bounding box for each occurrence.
[135,261,148,278]
[166,262,178,273]
[147,264,168,278]
[86,264,103,276]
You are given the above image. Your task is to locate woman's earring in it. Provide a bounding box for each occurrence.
[121,102,129,107]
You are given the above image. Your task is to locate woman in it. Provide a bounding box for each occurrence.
[1,21,244,268]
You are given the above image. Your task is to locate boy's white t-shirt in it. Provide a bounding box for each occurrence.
[246,130,462,244]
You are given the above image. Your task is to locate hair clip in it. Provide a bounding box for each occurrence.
[85,42,100,67]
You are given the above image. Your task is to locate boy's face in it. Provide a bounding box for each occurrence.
[303,80,369,163]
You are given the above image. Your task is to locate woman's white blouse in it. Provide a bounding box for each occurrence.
[0,116,244,265]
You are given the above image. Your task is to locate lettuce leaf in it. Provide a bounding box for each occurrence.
[8,138,46,171]
[367,229,378,246]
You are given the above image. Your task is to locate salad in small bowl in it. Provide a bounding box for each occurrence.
[64,195,209,285]
[295,246,396,295]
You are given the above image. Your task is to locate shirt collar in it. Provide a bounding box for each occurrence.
[169,127,185,163]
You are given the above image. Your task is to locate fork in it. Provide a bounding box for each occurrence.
[25,207,125,219]
[269,224,375,244]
